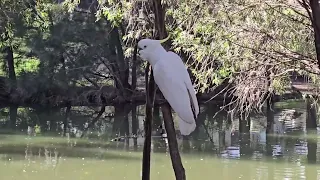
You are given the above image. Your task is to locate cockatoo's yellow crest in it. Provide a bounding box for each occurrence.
[159,35,170,44]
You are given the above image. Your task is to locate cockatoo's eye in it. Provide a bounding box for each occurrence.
[138,45,147,51]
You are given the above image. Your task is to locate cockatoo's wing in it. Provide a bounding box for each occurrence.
[152,52,199,135]
[167,51,199,117]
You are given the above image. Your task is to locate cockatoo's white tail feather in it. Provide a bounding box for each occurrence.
[178,118,196,135]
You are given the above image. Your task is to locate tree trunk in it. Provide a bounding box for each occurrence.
[120,111,130,136]
[109,27,130,95]
[112,104,126,137]
[239,112,251,157]
[266,96,274,134]
[266,97,275,156]
[239,112,250,134]
[152,105,167,153]
[306,96,317,130]
[131,105,138,151]
[9,106,17,130]
[63,104,71,137]
[120,108,130,150]
[182,136,190,153]
[131,42,139,152]
[3,46,17,130]
[49,114,57,132]
[59,55,69,89]
[132,43,138,91]
[192,111,207,151]
[4,47,16,86]
[152,105,162,133]
[113,27,130,90]
[309,0,320,68]
[81,106,106,138]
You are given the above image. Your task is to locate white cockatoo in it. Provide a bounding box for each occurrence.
[137,36,199,135]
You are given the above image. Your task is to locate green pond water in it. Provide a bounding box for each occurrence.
[0,133,318,180]
[0,100,319,179]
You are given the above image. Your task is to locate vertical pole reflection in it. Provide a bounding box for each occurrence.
[306,96,317,164]
[152,105,167,153]
[266,97,275,156]
[305,96,318,179]
[239,112,251,158]
[131,105,138,151]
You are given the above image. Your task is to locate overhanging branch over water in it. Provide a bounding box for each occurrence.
[0,76,308,109]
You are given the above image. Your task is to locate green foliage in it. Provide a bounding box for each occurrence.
[0,0,318,116]
[0,58,39,76]
[165,0,313,94]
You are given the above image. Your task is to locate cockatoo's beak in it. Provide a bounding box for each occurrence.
[159,35,170,43]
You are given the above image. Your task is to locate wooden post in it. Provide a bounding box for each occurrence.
[152,0,186,179]
[142,64,155,180]
[162,105,186,180]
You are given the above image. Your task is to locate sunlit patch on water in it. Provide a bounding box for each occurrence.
[221,146,240,159]
[295,142,308,155]
[272,144,283,156]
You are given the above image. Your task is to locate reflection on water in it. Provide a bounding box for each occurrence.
[0,100,319,179]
